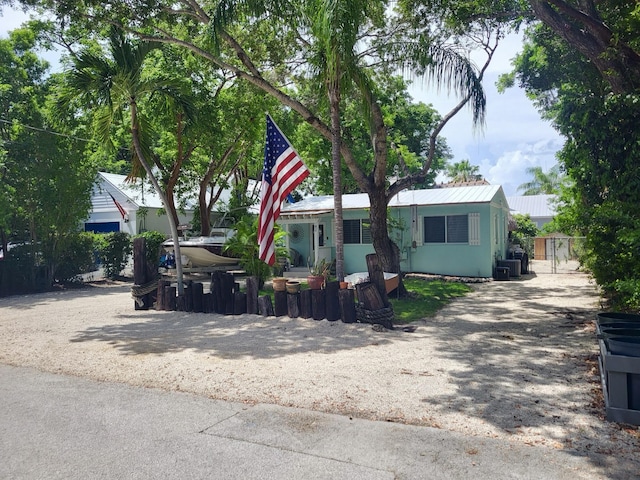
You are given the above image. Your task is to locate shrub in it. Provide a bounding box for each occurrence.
[53,232,98,283]
[96,231,132,279]
[133,230,166,268]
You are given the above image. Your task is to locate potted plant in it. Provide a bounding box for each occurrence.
[307,258,330,290]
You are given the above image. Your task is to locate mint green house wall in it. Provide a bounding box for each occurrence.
[280,186,510,278]
[391,199,509,278]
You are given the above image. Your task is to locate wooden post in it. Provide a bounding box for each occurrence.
[202,293,213,313]
[184,280,194,312]
[339,289,356,323]
[325,281,340,321]
[234,292,247,314]
[287,293,300,318]
[192,282,204,313]
[311,289,326,320]
[355,282,385,310]
[274,291,288,317]
[133,237,150,310]
[258,295,274,316]
[176,294,186,311]
[366,253,389,307]
[300,289,312,319]
[211,272,223,313]
[163,285,174,310]
[246,276,259,315]
[156,280,169,311]
[222,273,235,314]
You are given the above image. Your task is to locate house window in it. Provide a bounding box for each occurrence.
[344,219,372,244]
[423,215,469,243]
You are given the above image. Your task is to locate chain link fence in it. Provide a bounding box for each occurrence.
[526,235,586,274]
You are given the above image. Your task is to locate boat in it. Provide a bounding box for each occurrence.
[343,272,400,294]
[162,228,238,268]
[177,247,239,267]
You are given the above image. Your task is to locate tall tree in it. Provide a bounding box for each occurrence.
[303,0,373,281]
[0,27,95,290]
[14,1,493,283]
[517,164,564,195]
[59,29,189,294]
[445,159,482,183]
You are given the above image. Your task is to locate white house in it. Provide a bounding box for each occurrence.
[84,172,197,236]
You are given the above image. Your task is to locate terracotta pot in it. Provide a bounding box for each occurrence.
[286,281,301,294]
[339,281,348,289]
[307,275,325,290]
[272,277,287,292]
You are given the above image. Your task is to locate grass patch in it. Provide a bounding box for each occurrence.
[389,278,472,324]
[255,277,472,324]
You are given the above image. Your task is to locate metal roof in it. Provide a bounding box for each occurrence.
[281,184,504,214]
[506,194,557,218]
[98,172,259,213]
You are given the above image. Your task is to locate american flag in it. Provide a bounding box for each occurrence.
[258,115,309,265]
[108,192,127,219]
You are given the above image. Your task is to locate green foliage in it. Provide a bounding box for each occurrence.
[517,165,566,195]
[510,214,538,258]
[133,230,166,268]
[307,258,331,276]
[0,244,46,295]
[0,28,96,292]
[389,278,472,323]
[445,159,482,183]
[553,94,640,311]
[222,216,287,286]
[95,232,132,279]
[53,232,98,283]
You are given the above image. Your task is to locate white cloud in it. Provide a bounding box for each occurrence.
[408,31,565,196]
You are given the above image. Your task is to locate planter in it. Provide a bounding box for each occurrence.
[597,312,640,325]
[606,337,640,357]
[598,336,640,424]
[340,281,348,290]
[286,281,301,294]
[307,275,324,290]
[272,277,287,292]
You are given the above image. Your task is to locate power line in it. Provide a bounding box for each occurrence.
[0,118,95,143]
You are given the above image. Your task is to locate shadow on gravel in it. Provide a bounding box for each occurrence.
[0,282,131,310]
[69,310,420,359]
[418,274,639,479]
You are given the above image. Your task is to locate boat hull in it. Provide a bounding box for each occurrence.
[344,272,399,294]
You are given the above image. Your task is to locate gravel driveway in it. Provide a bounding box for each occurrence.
[1,267,638,478]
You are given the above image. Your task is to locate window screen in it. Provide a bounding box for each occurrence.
[447,215,469,243]
[344,219,361,244]
[423,215,469,243]
[362,222,372,244]
[424,216,445,243]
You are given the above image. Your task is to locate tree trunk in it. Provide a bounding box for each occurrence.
[130,102,184,295]
[329,78,345,281]
[368,188,401,274]
[530,0,640,94]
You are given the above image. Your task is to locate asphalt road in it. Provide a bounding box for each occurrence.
[1,364,606,480]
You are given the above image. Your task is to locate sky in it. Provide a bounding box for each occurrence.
[1,8,564,196]
[408,32,564,195]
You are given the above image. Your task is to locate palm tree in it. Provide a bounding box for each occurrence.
[445,160,483,183]
[518,165,565,195]
[62,29,188,294]
[306,0,371,282]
